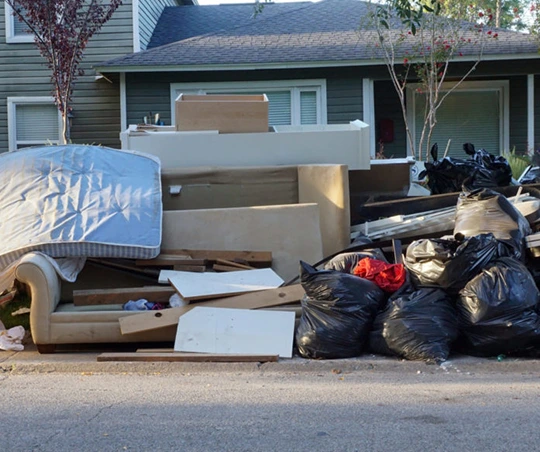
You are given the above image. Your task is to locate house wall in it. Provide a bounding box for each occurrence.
[125,67,367,130]
[0,0,135,152]
[123,61,538,156]
[138,0,179,51]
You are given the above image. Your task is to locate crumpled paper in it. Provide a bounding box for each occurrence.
[0,320,25,351]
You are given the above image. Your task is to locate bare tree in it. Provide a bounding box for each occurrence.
[6,0,123,144]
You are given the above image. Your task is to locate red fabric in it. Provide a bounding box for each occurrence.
[353,257,406,292]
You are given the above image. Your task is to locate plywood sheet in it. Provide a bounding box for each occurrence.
[165,268,284,300]
[174,307,295,358]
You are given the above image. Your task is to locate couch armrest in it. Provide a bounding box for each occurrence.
[15,253,61,344]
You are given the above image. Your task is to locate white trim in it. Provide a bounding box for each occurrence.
[528,74,535,155]
[94,53,540,74]
[7,96,61,152]
[120,72,127,132]
[406,80,510,157]
[169,79,327,126]
[362,78,375,158]
[132,0,141,53]
[4,2,33,43]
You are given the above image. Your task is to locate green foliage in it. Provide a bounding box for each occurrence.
[503,148,531,179]
[0,293,31,331]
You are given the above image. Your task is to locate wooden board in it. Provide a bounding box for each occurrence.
[212,264,245,272]
[165,268,284,300]
[172,265,206,273]
[215,258,255,270]
[174,307,295,358]
[119,284,305,335]
[97,352,278,363]
[73,286,175,306]
[160,249,272,266]
[135,256,207,267]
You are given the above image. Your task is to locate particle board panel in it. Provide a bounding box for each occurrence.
[174,307,295,358]
[119,284,305,335]
[164,268,284,300]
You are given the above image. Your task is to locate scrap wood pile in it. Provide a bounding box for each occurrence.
[299,186,540,364]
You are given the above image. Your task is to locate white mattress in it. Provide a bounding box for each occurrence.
[0,145,162,269]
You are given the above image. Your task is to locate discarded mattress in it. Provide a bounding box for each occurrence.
[0,145,162,269]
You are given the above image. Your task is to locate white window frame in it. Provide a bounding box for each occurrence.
[406,80,510,156]
[169,79,328,126]
[4,2,33,43]
[7,97,62,152]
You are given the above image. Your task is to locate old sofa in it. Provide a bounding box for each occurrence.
[15,164,350,352]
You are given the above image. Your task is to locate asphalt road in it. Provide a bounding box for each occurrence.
[1,363,539,452]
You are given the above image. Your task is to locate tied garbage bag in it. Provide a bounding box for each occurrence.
[453,188,531,259]
[456,257,540,357]
[369,287,459,363]
[352,257,406,293]
[324,250,387,274]
[404,233,510,294]
[419,143,512,194]
[295,261,385,359]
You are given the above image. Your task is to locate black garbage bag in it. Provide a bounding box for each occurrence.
[453,188,531,259]
[369,287,459,363]
[404,233,510,294]
[324,250,387,273]
[519,166,540,185]
[456,257,540,357]
[295,261,385,359]
[419,143,512,194]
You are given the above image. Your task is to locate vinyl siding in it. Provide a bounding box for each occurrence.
[126,68,368,128]
[138,0,179,51]
[0,1,135,152]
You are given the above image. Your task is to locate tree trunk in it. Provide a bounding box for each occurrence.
[61,111,70,144]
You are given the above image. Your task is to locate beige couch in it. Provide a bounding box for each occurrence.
[15,164,350,353]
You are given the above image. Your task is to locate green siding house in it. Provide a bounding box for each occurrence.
[95,0,540,160]
[0,0,193,152]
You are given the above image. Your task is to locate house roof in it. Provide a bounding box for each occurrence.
[147,2,312,49]
[97,0,539,73]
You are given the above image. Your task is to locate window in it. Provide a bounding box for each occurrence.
[7,97,61,151]
[406,81,509,158]
[5,2,32,43]
[170,80,327,127]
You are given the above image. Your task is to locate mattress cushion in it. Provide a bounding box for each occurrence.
[0,144,162,269]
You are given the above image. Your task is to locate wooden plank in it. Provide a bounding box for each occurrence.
[135,256,207,267]
[73,286,175,306]
[97,352,279,363]
[119,284,305,335]
[167,268,284,301]
[212,264,245,272]
[172,265,207,273]
[215,258,255,270]
[174,307,295,358]
[160,249,272,265]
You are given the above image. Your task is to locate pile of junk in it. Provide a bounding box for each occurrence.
[293,143,540,364]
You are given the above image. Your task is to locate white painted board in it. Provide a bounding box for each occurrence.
[163,268,284,300]
[174,307,295,358]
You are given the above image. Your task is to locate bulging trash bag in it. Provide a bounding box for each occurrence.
[453,188,531,259]
[419,143,512,194]
[369,287,459,363]
[295,261,385,359]
[324,250,387,274]
[519,166,540,185]
[456,257,540,357]
[404,233,510,294]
